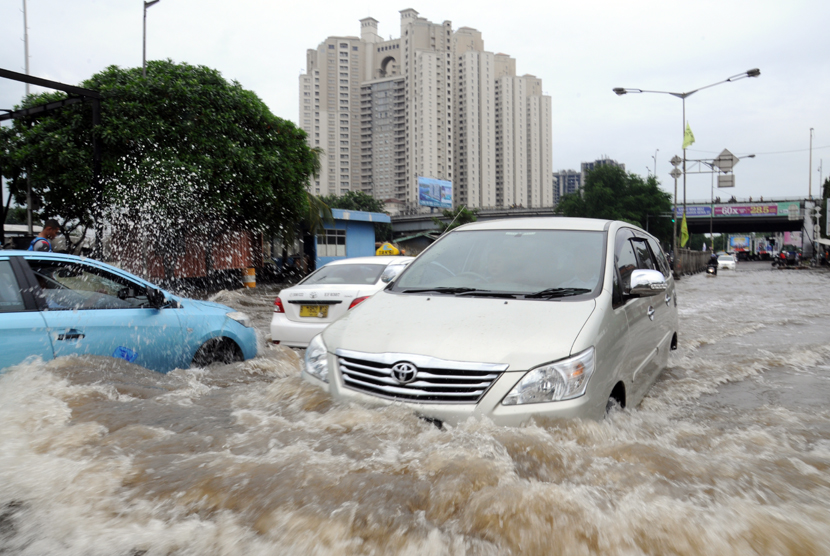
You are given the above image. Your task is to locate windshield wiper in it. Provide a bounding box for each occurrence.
[523,287,592,299]
[455,290,519,299]
[400,287,483,294]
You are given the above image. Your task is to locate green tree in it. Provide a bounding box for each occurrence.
[320,190,392,241]
[0,60,316,274]
[556,165,673,245]
[433,205,479,234]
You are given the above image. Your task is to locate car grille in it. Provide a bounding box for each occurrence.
[335,349,508,404]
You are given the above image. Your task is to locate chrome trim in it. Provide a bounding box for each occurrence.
[335,349,508,372]
[335,349,508,404]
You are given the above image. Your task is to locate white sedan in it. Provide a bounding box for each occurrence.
[718,254,737,270]
[270,256,414,348]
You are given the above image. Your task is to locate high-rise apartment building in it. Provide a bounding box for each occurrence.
[581,157,626,187]
[553,170,583,204]
[299,9,553,211]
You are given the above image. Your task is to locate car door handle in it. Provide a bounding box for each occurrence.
[664,293,672,306]
[57,329,85,341]
[647,306,655,321]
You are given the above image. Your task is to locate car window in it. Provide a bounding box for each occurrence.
[614,229,638,293]
[631,238,656,270]
[27,260,152,310]
[301,263,386,285]
[0,261,25,313]
[646,238,671,278]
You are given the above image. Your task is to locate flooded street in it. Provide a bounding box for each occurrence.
[1,261,829,555]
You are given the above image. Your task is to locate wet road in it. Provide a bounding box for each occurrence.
[1,261,829,555]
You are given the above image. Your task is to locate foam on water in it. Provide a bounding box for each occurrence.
[2,263,830,555]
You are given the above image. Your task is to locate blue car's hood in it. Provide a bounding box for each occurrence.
[176,297,232,314]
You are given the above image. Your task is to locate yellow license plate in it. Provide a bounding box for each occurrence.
[300,305,328,318]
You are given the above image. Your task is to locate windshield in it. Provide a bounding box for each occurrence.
[393,229,605,296]
[300,263,386,286]
[718,255,733,261]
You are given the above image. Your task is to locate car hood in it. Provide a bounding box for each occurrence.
[176,298,232,314]
[322,290,596,371]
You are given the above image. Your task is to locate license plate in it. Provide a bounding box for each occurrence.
[300,305,328,318]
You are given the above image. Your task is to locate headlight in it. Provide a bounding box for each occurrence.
[226,311,253,328]
[502,347,595,405]
[304,334,329,383]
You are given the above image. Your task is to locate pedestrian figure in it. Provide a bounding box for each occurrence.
[28,219,60,252]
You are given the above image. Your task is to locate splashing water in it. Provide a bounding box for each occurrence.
[1,262,829,555]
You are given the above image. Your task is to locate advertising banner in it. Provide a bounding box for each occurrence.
[715,205,778,216]
[676,202,802,219]
[418,177,452,209]
[675,206,711,217]
[729,236,750,249]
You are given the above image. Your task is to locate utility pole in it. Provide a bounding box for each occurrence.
[809,128,814,199]
[23,0,33,235]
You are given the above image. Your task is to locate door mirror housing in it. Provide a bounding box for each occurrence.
[380,264,408,284]
[628,269,667,297]
[147,287,166,308]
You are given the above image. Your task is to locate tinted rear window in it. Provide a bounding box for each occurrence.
[301,264,386,285]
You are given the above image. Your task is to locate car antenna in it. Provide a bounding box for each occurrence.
[442,205,467,234]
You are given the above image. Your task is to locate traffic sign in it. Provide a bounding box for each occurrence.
[713,149,738,172]
[788,205,800,221]
[717,174,734,188]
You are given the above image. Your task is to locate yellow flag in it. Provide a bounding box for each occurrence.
[680,214,689,247]
[682,122,695,149]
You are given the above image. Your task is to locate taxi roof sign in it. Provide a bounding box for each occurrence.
[376,242,400,256]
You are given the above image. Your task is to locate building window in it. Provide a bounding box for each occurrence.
[317,229,347,257]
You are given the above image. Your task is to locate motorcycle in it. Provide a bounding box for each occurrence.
[706,263,718,276]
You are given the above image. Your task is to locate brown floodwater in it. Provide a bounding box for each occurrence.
[1,261,829,555]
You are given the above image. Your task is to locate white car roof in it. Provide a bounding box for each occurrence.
[322,256,414,267]
[455,217,612,232]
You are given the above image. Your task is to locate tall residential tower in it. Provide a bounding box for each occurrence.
[299,9,553,211]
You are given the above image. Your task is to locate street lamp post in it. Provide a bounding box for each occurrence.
[143,0,161,78]
[669,163,682,276]
[613,69,761,228]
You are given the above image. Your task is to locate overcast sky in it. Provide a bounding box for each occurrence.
[2,0,829,206]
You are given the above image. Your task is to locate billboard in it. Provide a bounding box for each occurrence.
[729,236,750,249]
[418,177,452,209]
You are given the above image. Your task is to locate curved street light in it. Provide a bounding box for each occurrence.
[613,69,761,255]
[143,0,161,78]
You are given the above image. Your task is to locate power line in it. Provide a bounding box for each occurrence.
[687,145,830,156]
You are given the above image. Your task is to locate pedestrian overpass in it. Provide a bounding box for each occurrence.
[390,198,815,236]
[678,198,811,234]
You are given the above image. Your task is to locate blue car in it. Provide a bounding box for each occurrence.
[0,250,258,373]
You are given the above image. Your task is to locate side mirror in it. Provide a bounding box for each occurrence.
[380,264,407,284]
[628,269,667,297]
[147,287,166,308]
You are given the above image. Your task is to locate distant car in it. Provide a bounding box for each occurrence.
[301,218,679,426]
[270,256,414,348]
[718,254,737,270]
[0,250,258,373]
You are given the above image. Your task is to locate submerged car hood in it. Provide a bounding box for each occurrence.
[322,290,596,371]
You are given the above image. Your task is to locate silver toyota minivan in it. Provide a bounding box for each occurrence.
[302,218,678,426]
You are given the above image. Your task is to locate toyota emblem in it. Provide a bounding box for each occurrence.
[391,362,418,384]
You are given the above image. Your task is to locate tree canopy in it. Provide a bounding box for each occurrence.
[556,165,673,245]
[0,60,317,253]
